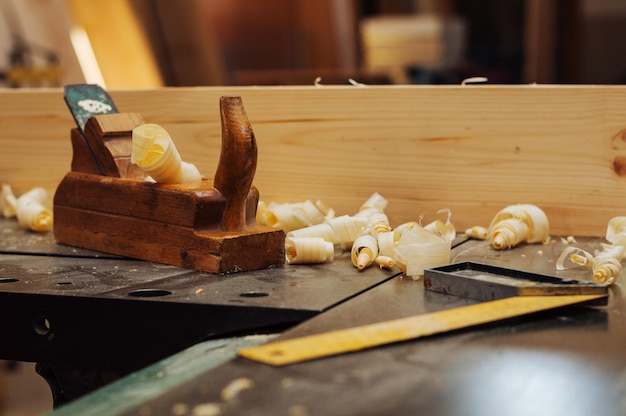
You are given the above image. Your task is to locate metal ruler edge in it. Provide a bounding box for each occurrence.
[238,294,606,366]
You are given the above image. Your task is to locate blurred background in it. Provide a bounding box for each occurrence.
[0,0,624,414]
[1,0,626,89]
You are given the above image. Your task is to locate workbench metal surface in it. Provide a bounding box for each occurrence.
[54,235,626,416]
[0,218,397,405]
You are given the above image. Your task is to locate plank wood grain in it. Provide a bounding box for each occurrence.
[2,85,626,236]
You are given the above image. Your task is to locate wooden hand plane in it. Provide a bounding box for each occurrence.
[54,85,285,273]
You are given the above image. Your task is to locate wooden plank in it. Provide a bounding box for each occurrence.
[2,86,626,236]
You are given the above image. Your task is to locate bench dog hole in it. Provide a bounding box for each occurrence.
[32,316,54,339]
[128,289,172,298]
[239,291,270,298]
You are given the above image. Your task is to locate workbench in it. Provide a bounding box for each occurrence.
[2,85,626,415]
[1,214,624,415]
[0,216,396,405]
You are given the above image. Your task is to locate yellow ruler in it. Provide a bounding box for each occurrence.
[238,294,606,366]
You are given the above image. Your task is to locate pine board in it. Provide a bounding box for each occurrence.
[2,85,626,236]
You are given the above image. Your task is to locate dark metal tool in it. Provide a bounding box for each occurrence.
[424,261,608,302]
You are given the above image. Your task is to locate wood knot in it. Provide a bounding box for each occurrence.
[611,129,626,150]
[613,156,626,176]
